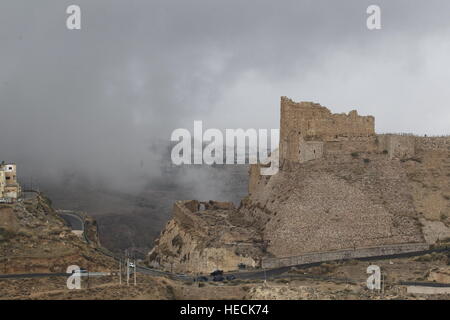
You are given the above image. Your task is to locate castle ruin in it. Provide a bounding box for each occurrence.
[150,97,450,273]
[279,97,375,164]
[250,97,450,194]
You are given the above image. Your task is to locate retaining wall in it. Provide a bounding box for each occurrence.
[262,243,430,269]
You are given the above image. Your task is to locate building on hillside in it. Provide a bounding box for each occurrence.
[0,171,5,198]
[0,162,21,202]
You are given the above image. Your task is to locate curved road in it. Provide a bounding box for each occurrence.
[59,212,84,231]
[57,209,92,244]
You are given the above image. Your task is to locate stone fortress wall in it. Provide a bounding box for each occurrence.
[416,136,450,151]
[250,97,449,205]
[278,97,449,168]
[262,243,430,269]
[279,97,376,165]
[377,135,449,160]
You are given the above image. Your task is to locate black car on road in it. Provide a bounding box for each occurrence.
[210,270,224,276]
[212,275,225,282]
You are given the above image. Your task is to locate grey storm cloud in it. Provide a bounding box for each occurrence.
[1,0,449,189]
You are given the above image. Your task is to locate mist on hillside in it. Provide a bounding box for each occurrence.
[2,0,450,252]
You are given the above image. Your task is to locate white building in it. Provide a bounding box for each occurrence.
[0,162,21,202]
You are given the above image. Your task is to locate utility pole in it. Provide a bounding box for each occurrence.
[87,262,90,290]
[119,259,122,285]
[134,259,137,286]
[126,257,130,286]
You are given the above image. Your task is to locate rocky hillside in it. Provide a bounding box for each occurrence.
[0,194,115,274]
[149,136,450,273]
[148,200,265,273]
[243,152,426,257]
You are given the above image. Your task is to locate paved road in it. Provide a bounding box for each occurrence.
[182,246,450,281]
[57,211,84,231]
[2,269,449,290]
[0,273,68,279]
[136,265,192,281]
[0,272,111,279]
[2,247,450,284]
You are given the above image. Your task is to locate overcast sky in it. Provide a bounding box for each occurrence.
[1,0,449,189]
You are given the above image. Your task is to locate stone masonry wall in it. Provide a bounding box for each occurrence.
[279,97,375,164]
[376,135,450,159]
[415,136,450,151]
[377,135,416,159]
[262,243,430,269]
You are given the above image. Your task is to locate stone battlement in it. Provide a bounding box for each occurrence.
[278,98,449,166]
[279,97,375,163]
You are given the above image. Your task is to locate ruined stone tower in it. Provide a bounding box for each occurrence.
[279,97,375,165]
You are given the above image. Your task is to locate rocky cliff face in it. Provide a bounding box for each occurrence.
[148,201,265,273]
[243,153,425,257]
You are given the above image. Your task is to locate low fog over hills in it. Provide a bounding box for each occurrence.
[39,142,250,254]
